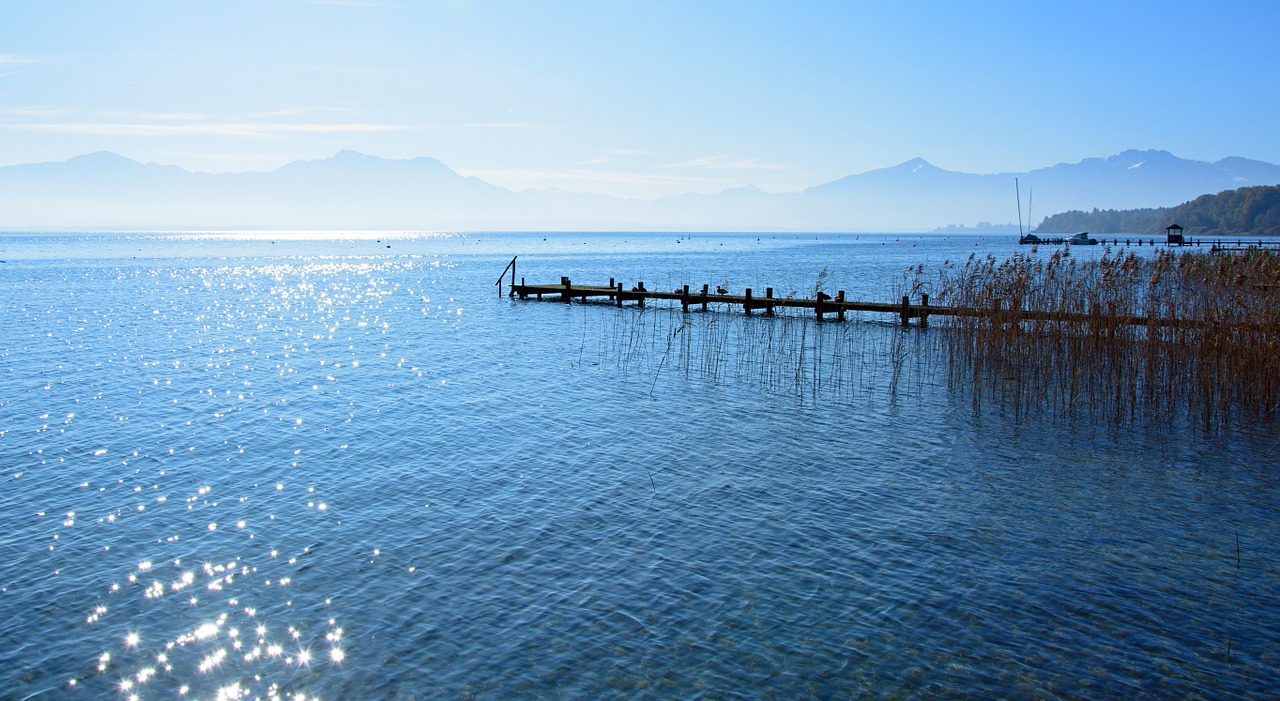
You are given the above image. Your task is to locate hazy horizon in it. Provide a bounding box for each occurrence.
[5,144,1276,232]
[2,1,1277,201]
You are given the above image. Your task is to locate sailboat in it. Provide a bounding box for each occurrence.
[1016,178,1043,244]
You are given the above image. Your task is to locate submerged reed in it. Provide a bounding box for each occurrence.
[581,246,1278,430]
[592,300,939,405]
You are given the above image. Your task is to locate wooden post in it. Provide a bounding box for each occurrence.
[616,282,623,307]
[1107,300,1117,344]
[681,284,690,313]
[637,282,645,308]
[744,288,753,315]
[836,291,846,321]
[563,277,572,304]
[920,293,929,328]
[900,295,910,327]
[765,287,774,316]
[815,293,824,322]
[701,284,709,311]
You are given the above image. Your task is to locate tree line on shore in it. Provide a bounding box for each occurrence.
[1036,184,1280,236]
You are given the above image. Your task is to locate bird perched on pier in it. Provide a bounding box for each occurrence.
[715,285,728,295]
[817,291,832,301]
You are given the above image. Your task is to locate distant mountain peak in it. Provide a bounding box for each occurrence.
[1110,149,1183,166]
[332,149,377,161]
[890,157,939,174]
[1115,148,1175,158]
[66,151,140,167]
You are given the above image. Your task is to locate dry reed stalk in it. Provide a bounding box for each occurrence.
[933,247,1280,428]
[577,248,1277,429]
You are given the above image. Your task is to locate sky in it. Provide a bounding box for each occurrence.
[1,0,1277,200]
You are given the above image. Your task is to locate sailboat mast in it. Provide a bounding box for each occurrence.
[1028,186,1033,234]
[1015,178,1024,238]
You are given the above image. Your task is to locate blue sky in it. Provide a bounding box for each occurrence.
[1,0,1276,199]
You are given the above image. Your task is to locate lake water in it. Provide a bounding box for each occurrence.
[1,231,1277,700]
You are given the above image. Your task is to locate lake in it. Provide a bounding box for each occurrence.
[1,231,1277,699]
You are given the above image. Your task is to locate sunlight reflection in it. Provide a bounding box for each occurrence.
[81,545,344,699]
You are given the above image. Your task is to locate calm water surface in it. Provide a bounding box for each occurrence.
[1,231,1277,700]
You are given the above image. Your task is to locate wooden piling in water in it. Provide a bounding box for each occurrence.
[508,268,1226,330]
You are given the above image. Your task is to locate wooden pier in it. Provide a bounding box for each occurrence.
[1029,235,1280,250]
[511,276,935,326]
[496,258,1261,330]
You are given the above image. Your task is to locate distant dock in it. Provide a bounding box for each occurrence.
[1023,234,1280,250]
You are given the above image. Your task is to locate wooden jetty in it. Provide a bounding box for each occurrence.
[1091,237,1280,249]
[513,276,934,326]
[496,257,1260,330]
[494,255,930,324]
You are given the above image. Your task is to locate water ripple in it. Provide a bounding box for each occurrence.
[1,234,1278,698]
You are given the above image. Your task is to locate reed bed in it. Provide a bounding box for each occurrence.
[577,246,1278,430]
[931,247,1280,428]
[591,302,940,404]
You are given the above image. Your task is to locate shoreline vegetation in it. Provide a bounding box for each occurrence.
[934,247,1279,429]
[1036,184,1280,237]
[590,247,1279,430]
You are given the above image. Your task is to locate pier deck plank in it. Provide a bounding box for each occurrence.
[510,278,1240,330]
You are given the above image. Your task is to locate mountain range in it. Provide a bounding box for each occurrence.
[2,149,1278,232]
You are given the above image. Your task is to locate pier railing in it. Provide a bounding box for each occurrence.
[495,256,517,296]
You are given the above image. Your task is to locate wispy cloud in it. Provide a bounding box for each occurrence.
[0,106,408,137]
[0,54,36,78]
[658,154,796,172]
[111,111,211,121]
[578,148,659,166]
[248,106,353,118]
[461,166,746,194]
[1,108,205,121]
[0,106,70,118]
[0,121,410,137]
[458,122,548,129]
